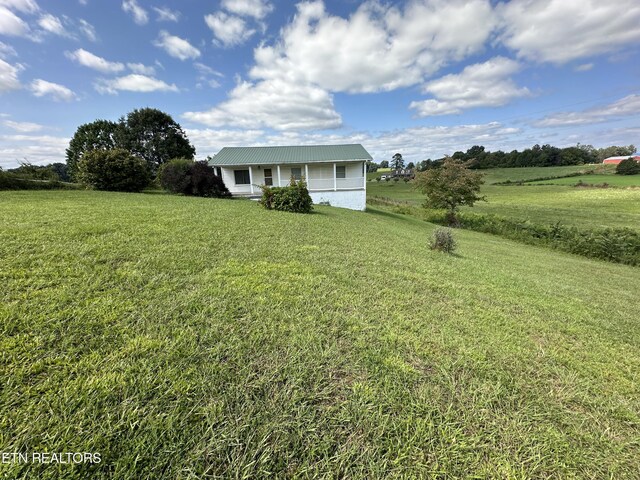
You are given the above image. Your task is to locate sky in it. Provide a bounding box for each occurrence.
[0,0,639,168]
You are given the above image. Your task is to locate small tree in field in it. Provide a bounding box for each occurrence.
[414,158,485,226]
[616,158,640,175]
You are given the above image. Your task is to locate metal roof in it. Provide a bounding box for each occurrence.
[208,144,372,166]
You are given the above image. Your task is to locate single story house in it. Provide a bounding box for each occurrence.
[603,155,640,165]
[208,144,372,211]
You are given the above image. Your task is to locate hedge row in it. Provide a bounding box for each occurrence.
[0,172,80,191]
[368,196,639,266]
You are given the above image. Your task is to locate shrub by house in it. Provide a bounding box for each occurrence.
[259,178,313,213]
[158,159,230,198]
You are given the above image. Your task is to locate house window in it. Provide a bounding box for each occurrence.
[291,167,302,180]
[336,165,346,179]
[215,167,222,177]
[234,169,250,185]
[264,168,273,186]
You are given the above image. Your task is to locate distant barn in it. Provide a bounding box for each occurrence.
[602,155,640,165]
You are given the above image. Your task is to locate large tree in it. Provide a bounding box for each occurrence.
[414,158,485,226]
[66,120,119,179]
[116,108,195,172]
[391,152,404,170]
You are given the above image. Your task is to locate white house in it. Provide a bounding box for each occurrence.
[208,144,372,211]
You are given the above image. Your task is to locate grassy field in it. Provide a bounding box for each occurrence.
[367,164,610,184]
[367,166,640,230]
[1,190,639,479]
[528,174,640,187]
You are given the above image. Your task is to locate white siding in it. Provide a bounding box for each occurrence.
[216,161,366,210]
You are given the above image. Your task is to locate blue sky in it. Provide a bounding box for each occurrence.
[1,0,639,168]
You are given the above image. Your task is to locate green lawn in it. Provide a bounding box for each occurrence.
[1,190,639,478]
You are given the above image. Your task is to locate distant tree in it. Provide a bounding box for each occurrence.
[49,163,70,182]
[597,145,636,161]
[77,149,150,192]
[407,162,415,169]
[391,153,404,170]
[366,160,379,173]
[416,159,437,171]
[414,158,485,226]
[616,158,640,175]
[116,108,195,173]
[66,120,119,179]
[379,160,389,168]
[9,161,58,181]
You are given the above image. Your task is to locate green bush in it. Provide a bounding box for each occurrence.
[158,158,193,193]
[259,178,313,213]
[77,149,150,192]
[189,161,231,198]
[616,158,640,175]
[430,228,456,253]
[158,159,230,198]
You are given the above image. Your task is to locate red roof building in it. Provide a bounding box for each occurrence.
[603,155,640,165]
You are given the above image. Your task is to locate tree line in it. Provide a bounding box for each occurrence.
[366,144,636,172]
[417,143,636,170]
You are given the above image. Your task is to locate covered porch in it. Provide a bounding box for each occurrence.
[220,161,366,196]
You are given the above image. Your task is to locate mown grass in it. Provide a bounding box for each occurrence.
[1,191,639,479]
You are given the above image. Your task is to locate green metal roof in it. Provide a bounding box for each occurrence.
[208,144,372,166]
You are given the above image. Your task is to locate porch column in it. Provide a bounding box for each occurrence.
[363,162,367,189]
[249,165,254,195]
[304,164,309,186]
[277,165,282,186]
[333,163,337,191]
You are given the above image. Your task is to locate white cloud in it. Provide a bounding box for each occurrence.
[497,0,640,64]
[153,6,179,22]
[249,0,496,94]
[193,0,496,131]
[186,121,525,163]
[205,11,255,47]
[410,57,531,116]
[221,0,273,20]
[78,18,96,41]
[94,74,178,94]
[574,63,594,72]
[29,79,76,101]
[122,0,148,25]
[534,94,640,127]
[0,40,17,58]
[0,0,39,14]
[65,48,125,73]
[37,13,70,37]
[2,119,44,132]
[0,134,69,169]
[194,62,223,89]
[0,57,21,92]
[183,77,342,130]
[0,6,30,36]
[127,62,155,75]
[154,30,200,60]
